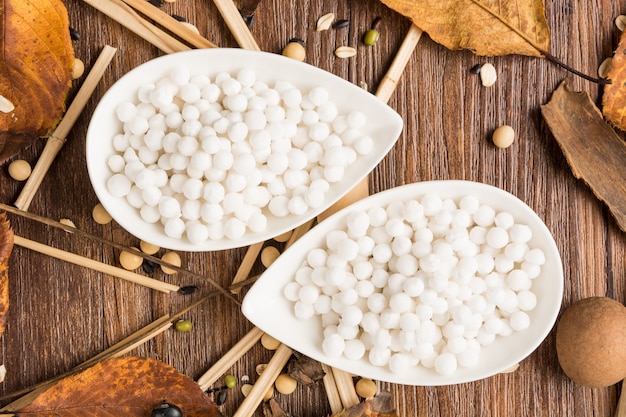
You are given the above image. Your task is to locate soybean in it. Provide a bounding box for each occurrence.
[261,333,281,350]
[8,159,31,181]
[161,251,181,274]
[282,38,306,62]
[355,378,377,398]
[119,248,143,270]
[92,203,113,225]
[492,125,515,148]
[275,373,297,394]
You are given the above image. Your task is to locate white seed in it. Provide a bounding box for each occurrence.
[616,15,626,31]
[0,95,15,113]
[335,46,357,59]
[316,12,335,31]
[479,63,497,87]
[598,57,612,79]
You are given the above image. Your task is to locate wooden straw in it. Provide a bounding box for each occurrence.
[197,326,264,390]
[321,364,344,414]
[14,45,117,211]
[212,0,260,51]
[121,0,217,49]
[232,344,293,417]
[81,0,190,53]
[13,235,179,293]
[230,241,263,293]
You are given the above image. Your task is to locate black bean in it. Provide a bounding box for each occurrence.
[69,27,80,40]
[470,64,483,74]
[332,19,350,29]
[371,16,382,30]
[288,37,306,47]
[171,14,186,22]
[148,0,164,7]
[142,259,159,275]
[216,390,228,406]
[178,285,199,295]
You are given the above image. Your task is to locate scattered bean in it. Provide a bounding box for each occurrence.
[175,319,193,332]
[216,389,228,405]
[332,19,350,29]
[364,17,381,46]
[355,378,377,398]
[479,63,497,87]
[8,159,31,181]
[69,27,81,40]
[261,246,280,268]
[161,251,181,274]
[241,383,253,397]
[171,14,186,22]
[616,15,626,31]
[59,218,76,228]
[224,374,237,388]
[469,63,482,74]
[92,203,113,225]
[178,285,199,295]
[119,248,143,270]
[264,385,274,400]
[316,12,335,31]
[140,240,160,255]
[282,38,306,61]
[492,125,515,148]
[335,46,357,59]
[142,259,159,274]
[275,373,297,394]
[240,375,250,384]
[261,333,281,350]
[152,403,183,417]
[148,0,163,6]
[256,363,268,375]
[72,58,85,79]
[0,95,14,113]
[598,57,612,79]
[180,22,200,34]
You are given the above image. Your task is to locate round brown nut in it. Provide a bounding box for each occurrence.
[261,246,280,268]
[282,40,306,62]
[92,203,113,225]
[355,378,377,398]
[8,159,32,181]
[119,248,143,270]
[161,251,181,274]
[492,125,515,148]
[72,58,85,79]
[140,240,160,255]
[261,333,281,350]
[275,373,297,395]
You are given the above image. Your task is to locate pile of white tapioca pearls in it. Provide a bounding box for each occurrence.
[105,65,374,244]
[283,193,546,376]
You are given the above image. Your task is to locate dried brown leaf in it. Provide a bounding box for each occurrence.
[603,29,626,130]
[17,356,223,417]
[332,391,398,417]
[542,81,626,232]
[287,353,326,385]
[0,213,13,337]
[0,0,75,165]
[379,0,550,56]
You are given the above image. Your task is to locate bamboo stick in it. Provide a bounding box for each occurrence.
[197,326,264,390]
[81,0,190,53]
[230,241,263,293]
[212,0,260,51]
[121,0,217,49]
[321,364,344,414]
[14,46,118,211]
[232,344,292,417]
[13,235,179,293]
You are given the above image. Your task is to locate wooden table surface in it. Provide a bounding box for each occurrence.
[1,0,625,415]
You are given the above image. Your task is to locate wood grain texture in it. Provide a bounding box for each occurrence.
[0,0,625,416]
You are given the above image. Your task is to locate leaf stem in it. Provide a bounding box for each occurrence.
[468,0,610,85]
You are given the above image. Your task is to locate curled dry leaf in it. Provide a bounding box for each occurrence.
[331,391,398,417]
[542,81,626,232]
[287,353,325,385]
[0,0,75,165]
[603,28,626,130]
[0,213,13,337]
[17,356,223,416]
[378,0,549,57]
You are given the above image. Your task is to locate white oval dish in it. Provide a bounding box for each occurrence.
[241,180,564,386]
[86,48,403,251]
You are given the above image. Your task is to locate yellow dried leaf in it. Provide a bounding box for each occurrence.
[602,29,626,130]
[379,0,550,57]
[0,0,75,164]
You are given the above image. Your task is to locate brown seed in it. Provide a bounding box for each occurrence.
[8,159,31,181]
[0,96,15,113]
[256,363,268,375]
[275,373,297,394]
[492,125,515,148]
[479,63,497,87]
[261,246,280,268]
[273,230,292,242]
[72,58,85,79]
[140,240,160,255]
[332,19,350,29]
[598,57,612,79]
[119,248,143,270]
[616,15,626,31]
[355,378,377,398]
[92,203,113,225]
[161,251,181,274]
[261,333,281,350]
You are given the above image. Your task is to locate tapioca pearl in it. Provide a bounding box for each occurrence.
[321,165,342,183]
[298,284,320,305]
[221,193,244,215]
[411,242,432,262]
[262,105,285,123]
[354,235,374,257]
[323,333,346,358]
[483,315,504,335]
[353,135,373,155]
[220,217,245,240]
[450,209,472,228]
[267,178,287,196]
[307,122,330,142]
[466,294,488,314]
[454,256,478,279]
[280,87,302,108]
[476,327,497,346]
[168,153,189,171]
[181,199,201,221]
[445,336,469,355]
[163,217,185,239]
[340,304,364,326]
[524,248,546,265]
[113,133,131,152]
[337,323,360,340]
[300,109,319,126]
[342,339,365,361]
[107,154,126,173]
[517,290,537,311]
[137,83,155,103]
[182,119,203,136]
[416,320,439,345]
[494,254,514,273]
[352,260,374,280]
[168,65,190,86]
[365,292,387,315]
[419,253,441,273]
[313,294,332,315]
[371,243,392,263]
[126,186,144,208]
[421,193,443,216]
[486,226,509,249]
[304,86,327,106]
[322,311,340,327]
[116,101,138,123]
[508,224,532,244]
[401,277,424,298]
[497,288,520,313]
[186,222,209,244]
[287,195,308,215]
[344,109,365,129]
[295,266,315,286]
[123,160,144,182]
[393,254,418,276]
[140,204,160,223]
[389,292,414,314]
[148,85,174,108]
[468,276,487,295]
[431,298,450,317]
[473,204,496,227]
[484,271,504,288]
[474,252,494,275]
[181,177,203,200]
[370,269,389,289]
[178,83,201,103]
[432,240,455,260]
[257,88,278,106]
[503,242,528,262]
[141,185,162,206]
[212,117,230,134]
[128,134,145,150]
[293,301,315,320]
[509,311,530,331]
[175,135,198,156]
[457,342,481,368]
[127,115,149,136]
[451,304,473,326]
[506,269,531,291]
[521,261,541,279]
[107,174,132,197]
